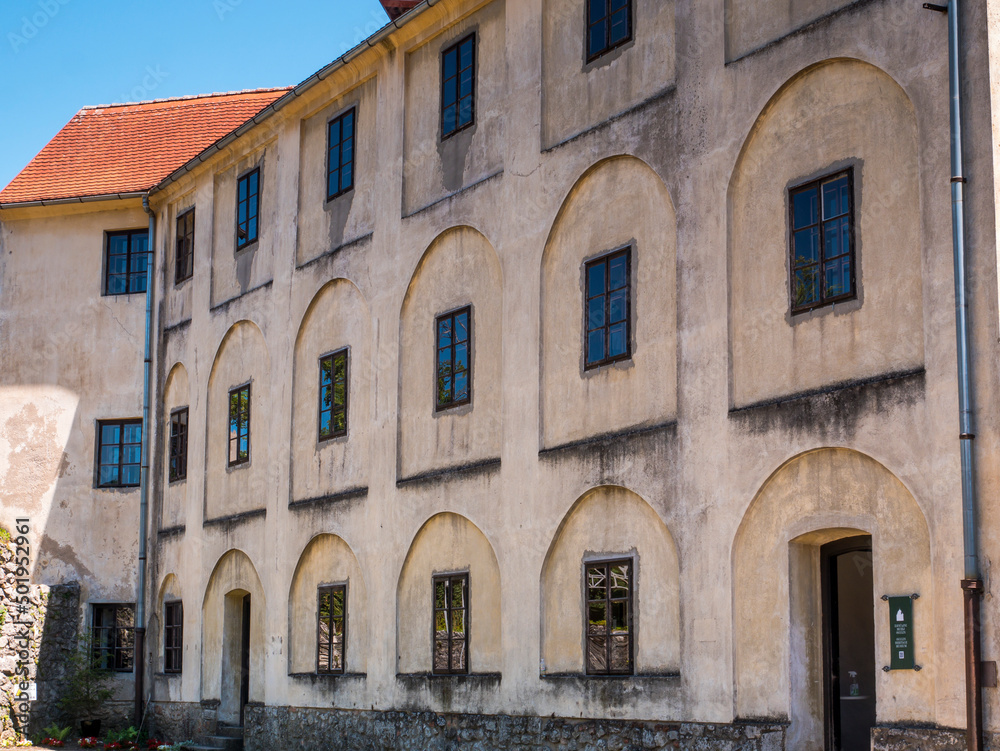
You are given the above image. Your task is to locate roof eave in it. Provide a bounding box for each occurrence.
[148,0,439,198]
[0,191,148,210]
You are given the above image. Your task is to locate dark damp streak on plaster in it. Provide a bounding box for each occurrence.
[404,170,504,220]
[210,280,274,314]
[395,673,502,713]
[539,421,678,485]
[729,368,925,437]
[163,318,191,337]
[296,232,374,272]
[542,86,677,154]
[288,673,367,703]
[396,457,501,489]
[724,0,883,65]
[157,525,186,539]
[289,487,368,511]
[202,507,267,530]
[537,673,681,711]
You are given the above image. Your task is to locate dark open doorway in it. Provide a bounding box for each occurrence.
[822,535,876,751]
[240,593,251,727]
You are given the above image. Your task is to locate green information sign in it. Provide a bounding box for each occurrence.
[888,596,915,670]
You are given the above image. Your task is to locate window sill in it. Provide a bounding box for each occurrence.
[396,672,502,686]
[289,672,366,682]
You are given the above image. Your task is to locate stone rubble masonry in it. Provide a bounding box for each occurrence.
[242,705,789,751]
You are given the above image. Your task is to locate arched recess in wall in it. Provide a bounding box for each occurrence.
[201,549,267,717]
[727,59,923,409]
[539,485,680,675]
[290,279,372,504]
[397,227,502,480]
[396,512,502,675]
[155,573,183,679]
[162,362,189,530]
[539,156,676,450]
[287,533,369,677]
[731,448,934,743]
[204,321,270,521]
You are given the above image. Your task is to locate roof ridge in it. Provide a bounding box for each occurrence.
[81,87,294,110]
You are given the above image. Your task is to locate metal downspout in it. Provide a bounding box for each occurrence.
[136,195,155,729]
[945,1,983,748]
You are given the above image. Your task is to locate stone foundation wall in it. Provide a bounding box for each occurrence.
[872,726,1000,750]
[149,701,219,745]
[244,705,788,751]
[0,528,79,743]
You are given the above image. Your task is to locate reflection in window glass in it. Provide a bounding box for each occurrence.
[436,307,471,410]
[586,560,633,675]
[228,384,251,466]
[92,604,135,672]
[237,169,260,249]
[789,170,855,312]
[433,574,468,674]
[442,34,475,138]
[585,248,631,368]
[587,0,632,61]
[97,419,142,488]
[317,585,346,673]
[105,230,149,295]
[327,108,356,200]
[319,350,349,440]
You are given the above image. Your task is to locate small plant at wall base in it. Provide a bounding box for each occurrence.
[57,635,114,737]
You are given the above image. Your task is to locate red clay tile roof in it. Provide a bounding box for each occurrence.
[379,0,421,20]
[0,88,291,205]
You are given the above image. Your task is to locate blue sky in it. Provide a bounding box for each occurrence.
[0,0,391,191]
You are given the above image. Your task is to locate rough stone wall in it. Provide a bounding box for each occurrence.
[871,726,1000,750]
[149,701,218,745]
[244,706,788,751]
[0,530,79,743]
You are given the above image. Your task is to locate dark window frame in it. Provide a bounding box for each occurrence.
[175,208,195,284]
[586,0,634,62]
[104,229,149,296]
[326,107,357,202]
[584,558,634,676]
[163,600,183,674]
[432,573,469,675]
[316,584,347,675]
[236,168,261,250]
[228,383,251,467]
[584,247,632,369]
[788,168,857,315]
[318,349,349,442]
[440,33,477,140]
[96,419,143,488]
[435,306,472,411]
[92,603,135,673]
[169,407,188,483]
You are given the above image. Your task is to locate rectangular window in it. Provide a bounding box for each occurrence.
[585,248,631,368]
[164,601,183,674]
[97,419,142,488]
[327,108,356,201]
[228,384,251,467]
[105,230,149,296]
[175,208,195,284]
[789,170,855,313]
[318,350,349,441]
[585,559,633,675]
[587,0,632,61]
[436,307,471,410]
[441,34,476,139]
[169,408,188,482]
[317,585,346,674]
[433,574,468,675]
[92,604,135,672]
[236,168,260,249]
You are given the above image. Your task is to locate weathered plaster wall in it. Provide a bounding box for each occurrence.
[290,279,372,503]
[161,363,189,530]
[540,0,675,148]
[296,77,378,266]
[724,0,860,60]
[402,0,505,215]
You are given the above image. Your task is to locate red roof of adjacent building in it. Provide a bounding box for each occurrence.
[0,88,291,205]
[379,0,421,20]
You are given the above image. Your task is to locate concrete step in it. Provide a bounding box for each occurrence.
[216,725,244,739]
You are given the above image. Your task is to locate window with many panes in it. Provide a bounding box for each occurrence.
[97,420,142,488]
[175,208,194,284]
[327,108,356,201]
[441,34,475,139]
[317,585,346,674]
[587,0,632,61]
[164,601,183,674]
[585,559,633,675]
[433,574,468,675]
[236,169,260,249]
[228,384,251,467]
[169,408,188,482]
[436,307,471,410]
[789,170,855,313]
[92,604,135,672]
[319,350,348,441]
[585,248,631,368]
[105,230,149,296]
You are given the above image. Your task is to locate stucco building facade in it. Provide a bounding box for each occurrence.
[3,1,1000,749]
